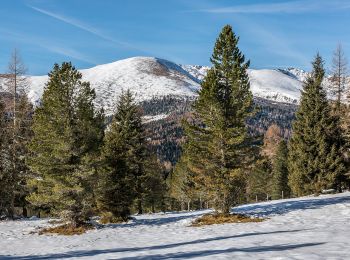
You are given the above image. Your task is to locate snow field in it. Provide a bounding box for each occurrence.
[1,192,350,259]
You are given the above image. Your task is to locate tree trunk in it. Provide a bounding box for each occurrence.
[137,199,143,215]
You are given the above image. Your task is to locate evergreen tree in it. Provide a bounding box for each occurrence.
[169,151,198,211]
[141,155,167,213]
[288,54,346,196]
[181,25,256,213]
[12,95,33,217]
[97,90,146,221]
[27,62,104,226]
[271,140,290,199]
[247,158,273,202]
[0,99,11,217]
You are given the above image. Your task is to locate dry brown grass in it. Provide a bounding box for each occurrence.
[191,213,264,227]
[99,212,130,224]
[38,223,94,236]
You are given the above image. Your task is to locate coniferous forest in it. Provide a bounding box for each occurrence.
[1,24,350,232]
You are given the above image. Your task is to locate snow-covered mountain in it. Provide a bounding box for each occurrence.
[23,57,312,113]
[28,57,202,114]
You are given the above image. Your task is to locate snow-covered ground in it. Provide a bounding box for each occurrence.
[1,192,350,259]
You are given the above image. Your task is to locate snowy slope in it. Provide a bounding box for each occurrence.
[1,192,350,259]
[29,57,201,114]
[248,69,302,103]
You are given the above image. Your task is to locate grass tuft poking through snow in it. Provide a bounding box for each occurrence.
[191,213,264,227]
[38,223,95,236]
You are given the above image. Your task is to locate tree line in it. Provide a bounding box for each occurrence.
[0,58,167,226]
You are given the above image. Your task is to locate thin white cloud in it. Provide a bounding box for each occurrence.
[43,46,96,65]
[196,0,350,14]
[29,5,148,53]
[222,14,309,68]
[0,29,96,65]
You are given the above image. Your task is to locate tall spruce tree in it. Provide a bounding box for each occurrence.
[288,54,345,196]
[141,155,167,213]
[0,99,12,217]
[181,25,255,213]
[247,158,272,201]
[97,90,146,221]
[27,62,104,226]
[271,140,290,199]
[170,151,198,211]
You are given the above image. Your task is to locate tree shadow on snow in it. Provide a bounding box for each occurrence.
[233,194,350,217]
[0,229,321,259]
[112,242,325,260]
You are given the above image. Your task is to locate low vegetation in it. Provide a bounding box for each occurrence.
[38,223,95,236]
[191,213,264,227]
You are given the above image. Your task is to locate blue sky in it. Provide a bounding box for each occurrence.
[1,0,350,75]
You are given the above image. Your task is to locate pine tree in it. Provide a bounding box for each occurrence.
[247,158,272,201]
[169,151,198,211]
[0,98,12,217]
[12,94,33,217]
[141,155,167,213]
[27,62,104,226]
[181,25,255,213]
[271,140,290,199]
[288,54,346,196]
[97,90,146,221]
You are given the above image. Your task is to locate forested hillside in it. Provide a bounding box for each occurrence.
[141,96,296,167]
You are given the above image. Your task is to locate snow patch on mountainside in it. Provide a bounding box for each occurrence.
[142,113,169,123]
[248,69,302,104]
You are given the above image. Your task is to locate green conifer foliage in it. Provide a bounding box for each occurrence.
[271,140,290,199]
[180,25,255,213]
[247,158,273,201]
[27,62,104,226]
[288,54,346,196]
[141,155,167,213]
[97,90,146,221]
[0,99,11,217]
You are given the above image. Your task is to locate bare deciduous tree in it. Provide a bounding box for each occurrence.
[330,43,348,113]
[2,49,32,218]
[5,48,28,130]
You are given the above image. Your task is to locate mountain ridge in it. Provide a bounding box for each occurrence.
[2,56,314,114]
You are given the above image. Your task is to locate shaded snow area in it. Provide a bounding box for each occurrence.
[1,192,350,259]
[142,114,169,123]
